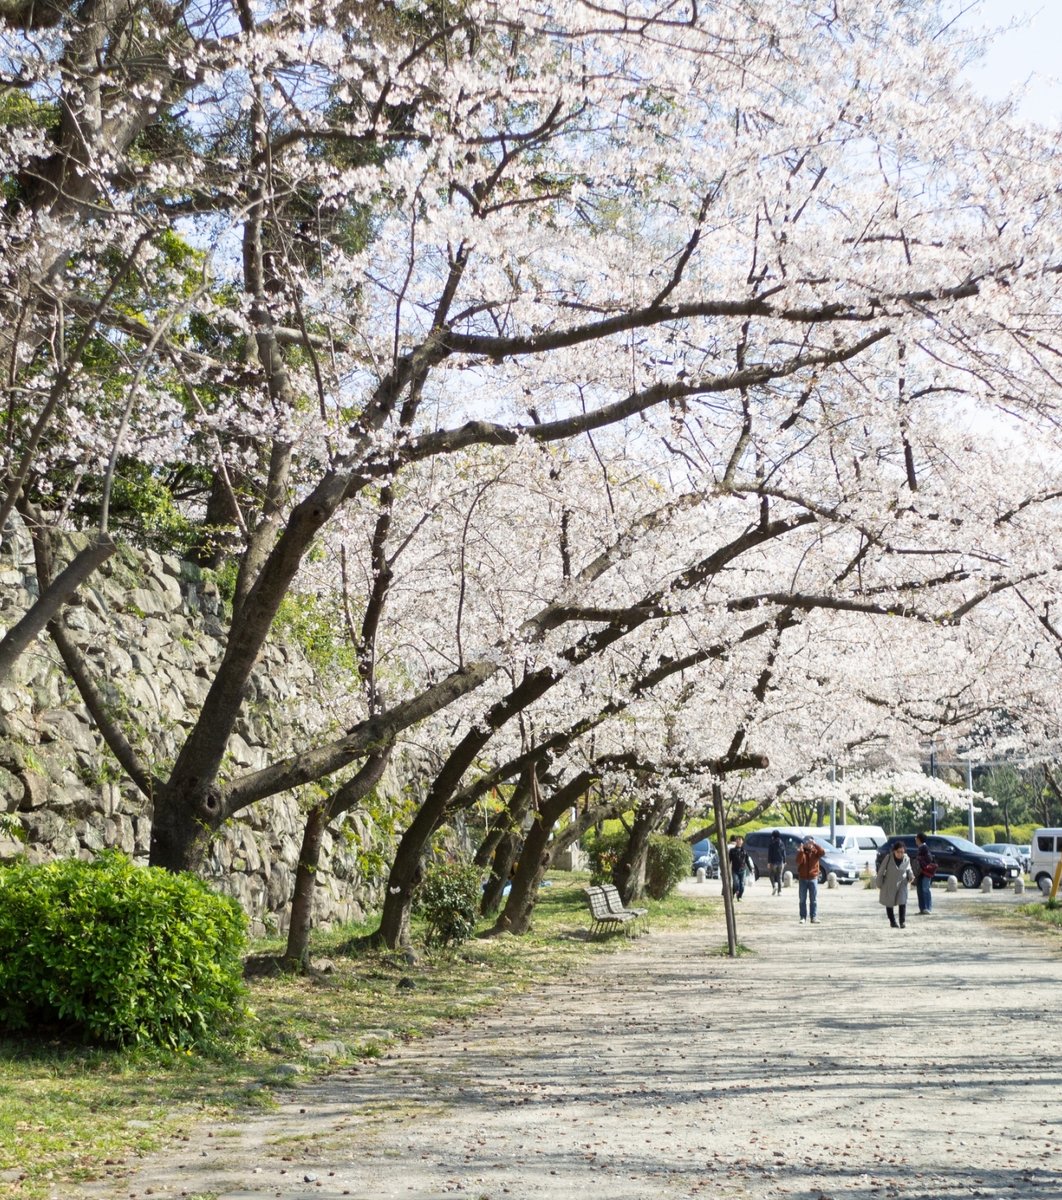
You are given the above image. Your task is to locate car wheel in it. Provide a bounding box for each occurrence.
[960,865,981,889]
[1035,872,1052,891]
[818,867,828,884]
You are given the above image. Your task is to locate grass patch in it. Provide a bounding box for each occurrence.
[0,873,715,1198]
[705,940,754,956]
[958,891,1062,946]
[1014,897,1062,928]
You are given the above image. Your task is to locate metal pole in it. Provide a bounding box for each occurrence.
[829,765,837,843]
[966,759,975,842]
[712,779,738,957]
[930,746,938,833]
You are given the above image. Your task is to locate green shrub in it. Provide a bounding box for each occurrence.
[415,860,482,947]
[582,829,628,885]
[583,830,688,898]
[0,852,249,1048]
[645,834,690,899]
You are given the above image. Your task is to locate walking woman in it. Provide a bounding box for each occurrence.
[875,840,915,928]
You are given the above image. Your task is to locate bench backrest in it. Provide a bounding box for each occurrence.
[586,886,624,919]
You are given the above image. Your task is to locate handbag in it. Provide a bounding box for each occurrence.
[922,861,938,878]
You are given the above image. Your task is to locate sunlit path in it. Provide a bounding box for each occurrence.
[71,878,1062,1200]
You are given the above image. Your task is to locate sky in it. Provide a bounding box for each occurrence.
[958,0,1062,125]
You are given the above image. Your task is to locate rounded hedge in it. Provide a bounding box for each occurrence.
[415,860,482,947]
[645,834,690,899]
[0,852,249,1048]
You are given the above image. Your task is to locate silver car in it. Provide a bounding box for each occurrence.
[982,843,1026,874]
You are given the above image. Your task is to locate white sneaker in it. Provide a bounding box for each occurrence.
[799,918,806,925]
[810,918,819,924]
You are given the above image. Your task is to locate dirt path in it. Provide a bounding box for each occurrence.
[70,877,1062,1200]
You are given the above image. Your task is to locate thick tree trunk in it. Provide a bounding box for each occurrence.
[665,799,687,838]
[492,808,554,935]
[189,474,245,569]
[282,803,328,971]
[481,829,520,915]
[473,822,506,870]
[374,676,563,947]
[374,799,442,948]
[283,747,393,969]
[492,771,595,935]
[148,780,226,873]
[480,772,534,915]
[613,801,663,904]
[152,483,350,870]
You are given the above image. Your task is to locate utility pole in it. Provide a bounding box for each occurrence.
[710,753,769,958]
[930,745,938,833]
[711,779,737,958]
[966,759,975,842]
[828,764,837,844]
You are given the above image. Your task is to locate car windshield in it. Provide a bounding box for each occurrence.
[944,836,981,853]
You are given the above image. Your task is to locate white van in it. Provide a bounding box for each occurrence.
[826,825,889,872]
[1029,828,1062,890]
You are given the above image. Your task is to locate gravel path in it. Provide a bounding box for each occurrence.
[72,877,1062,1200]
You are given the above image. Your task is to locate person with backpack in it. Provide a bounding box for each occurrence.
[767,829,786,895]
[728,835,752,900]
[913,831,936,915]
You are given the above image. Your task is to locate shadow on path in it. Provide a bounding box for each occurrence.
[72,877,1062,1200]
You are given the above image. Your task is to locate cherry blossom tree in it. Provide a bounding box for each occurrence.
[4,0,1062,927]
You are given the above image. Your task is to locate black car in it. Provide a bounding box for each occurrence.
[874,834,1020,890]
[743,829,863,885]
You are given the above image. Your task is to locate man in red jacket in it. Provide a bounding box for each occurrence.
[795,836,826,925]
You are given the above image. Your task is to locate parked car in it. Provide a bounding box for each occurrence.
[743,828,863,884]
[874,834,1020,889]
[690,838,720,878]
[981,843,1025,874]
[1030,828,1062,891]
[827,825,890,872]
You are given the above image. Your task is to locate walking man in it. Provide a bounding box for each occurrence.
[796,835,826,925]
[913,831,936,915]
[767,829,786,895]
[729,835,752,900]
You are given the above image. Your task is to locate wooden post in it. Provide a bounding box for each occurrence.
[712,778,737,957]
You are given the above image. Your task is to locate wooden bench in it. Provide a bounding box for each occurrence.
[584,884,648,937]
[600,883,649,933]
[584,886,636,937]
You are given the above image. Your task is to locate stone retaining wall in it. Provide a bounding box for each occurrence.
[0,519,392,936]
